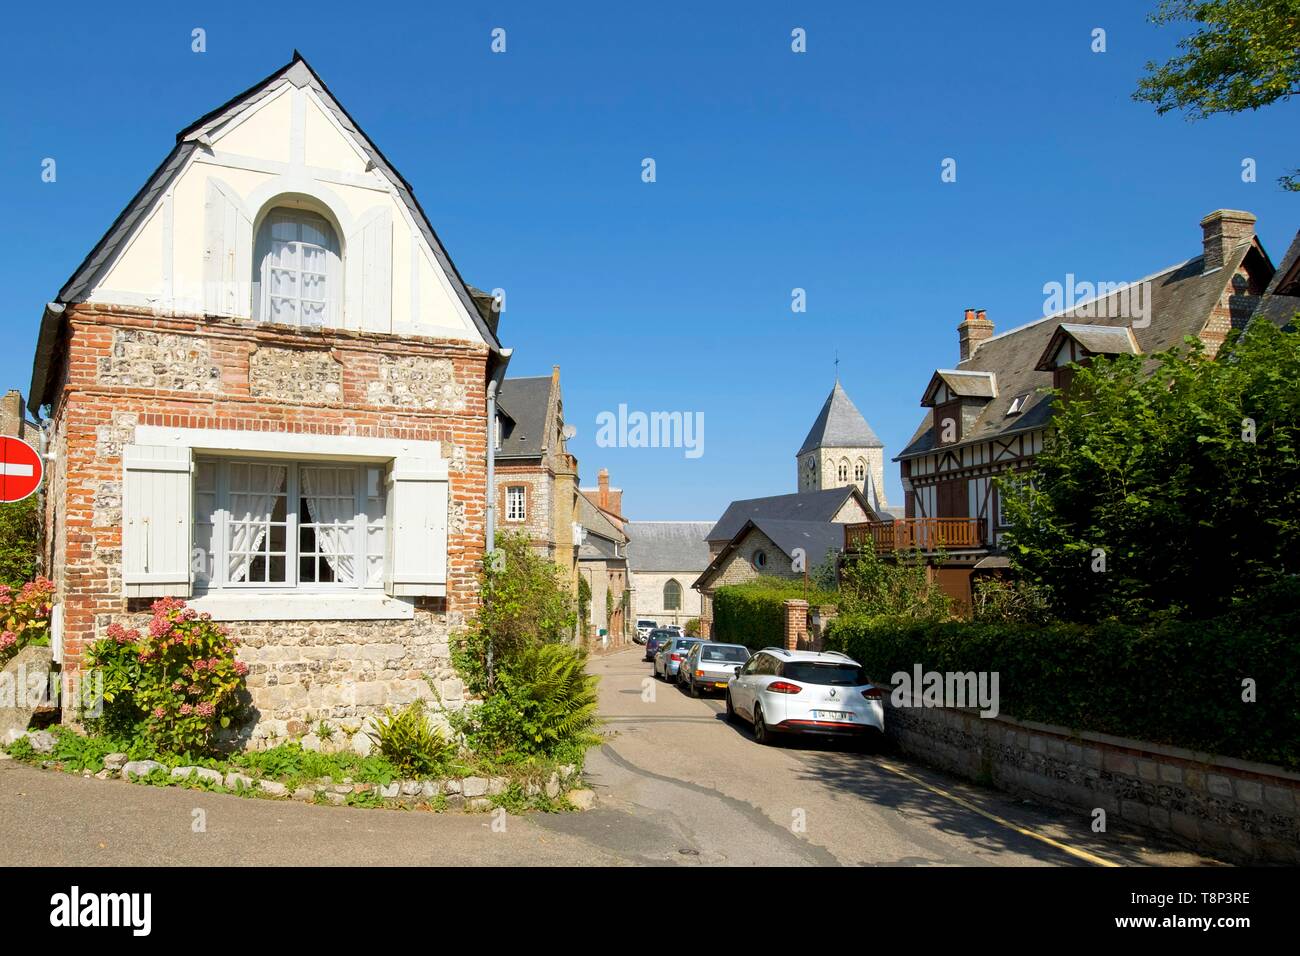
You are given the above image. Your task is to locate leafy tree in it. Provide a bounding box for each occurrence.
[837,545,951,621]
[0,497,40,590]
[1002,321,1300,622]
[455,531,576,695]
[1134,0,1300,189]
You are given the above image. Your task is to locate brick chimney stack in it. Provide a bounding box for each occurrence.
[958,308,994,362]
[1200,209,1256,274]
[597,468,610,510]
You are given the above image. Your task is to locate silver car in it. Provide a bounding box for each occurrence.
[653,637,702,680]
[678,641,750,697]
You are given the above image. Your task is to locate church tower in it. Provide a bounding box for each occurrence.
[796,381,888,512]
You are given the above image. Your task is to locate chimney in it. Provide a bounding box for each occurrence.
[958,308,994,362]
[598,468,610,510]
[0,390,24,438]
[1200,209,1256,274]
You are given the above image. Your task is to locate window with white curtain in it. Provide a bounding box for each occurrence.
[506,486,526,522]
[253,209,339,327]
[194,458,385,591]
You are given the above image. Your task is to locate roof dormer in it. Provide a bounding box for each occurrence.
[1035,323,1141,395]
[922,370,997,446]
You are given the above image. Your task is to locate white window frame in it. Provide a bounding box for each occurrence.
[506,485,527,522]
[254,208,341,328]
[195,456,384,594]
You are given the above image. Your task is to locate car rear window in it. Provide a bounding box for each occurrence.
[701,646,749,663]
[673,639,701,650]
[782,662,868,686]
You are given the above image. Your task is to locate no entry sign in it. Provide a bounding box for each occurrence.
[0,436,42,503]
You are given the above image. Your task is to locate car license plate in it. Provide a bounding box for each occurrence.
[812,710,854,721]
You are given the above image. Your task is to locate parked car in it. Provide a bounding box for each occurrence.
[664,624,685,637]
[653,637,702,680]
[678,642,750,697]
[644,628,675,662]
[725,647,884,747]
[636,619,659,644]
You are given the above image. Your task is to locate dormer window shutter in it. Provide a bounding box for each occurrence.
[345,207,393,331]
[384,456,448,597]
[203,179,253,317]
[122,445,193,598]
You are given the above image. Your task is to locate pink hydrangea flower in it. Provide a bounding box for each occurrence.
[152,706,166,719]
[195,702,215,718]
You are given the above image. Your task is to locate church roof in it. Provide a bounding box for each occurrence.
[797,381,883,455]
[705,486,870,544]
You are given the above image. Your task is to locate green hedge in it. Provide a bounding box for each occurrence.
[712,579,836,651]
[823,579,1300,769]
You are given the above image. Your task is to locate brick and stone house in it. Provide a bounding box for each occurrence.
[857,209,1294,609]
[27,54,511,746]
[1,390,40,443]
[624,521,712,629]
[576,493,630,645]
[493,369,581,595]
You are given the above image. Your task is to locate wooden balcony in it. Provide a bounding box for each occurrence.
[845,518,986,554]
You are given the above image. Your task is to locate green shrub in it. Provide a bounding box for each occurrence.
[80,597,249,755]
[459,644,600,762]
[456,531,576,695]
[971,576,1051,625]
[823,578,1300,769]
[369,701,453,778]
[712,579,837,650]
[0,497,40,592]
[683,617,701,637]
[231,742,399,787]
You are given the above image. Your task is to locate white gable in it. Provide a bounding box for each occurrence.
[84,67,486,345]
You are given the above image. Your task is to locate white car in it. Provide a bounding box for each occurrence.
[635,619,659,644]
[664,624,685,637]
[725,647,884,747]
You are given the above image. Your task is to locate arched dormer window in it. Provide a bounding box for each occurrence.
[663,579,682,611]
[254,208,340,327]
[854,460,866,482]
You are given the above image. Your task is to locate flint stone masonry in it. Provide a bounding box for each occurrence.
[0,646,54,743]
[366,355,467,411]
[249,346,343,404]
[97,329,221,392]
[882,701,1300,864]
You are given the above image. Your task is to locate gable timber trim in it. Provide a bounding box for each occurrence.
[34,53,502,414]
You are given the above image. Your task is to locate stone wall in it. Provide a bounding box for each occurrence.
[45,304,491,740]
[630,569,702,626]
[883,701,1300,864]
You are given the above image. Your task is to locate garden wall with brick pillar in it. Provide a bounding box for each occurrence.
[43,304,491,746]
[882,700,1300,864]
[782,599,807,650]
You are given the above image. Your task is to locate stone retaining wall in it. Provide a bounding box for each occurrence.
[883,701,1300,864]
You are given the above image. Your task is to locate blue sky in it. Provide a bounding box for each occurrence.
[1,1,1295,519]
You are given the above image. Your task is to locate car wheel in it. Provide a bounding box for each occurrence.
[725,691,737,723]
[753,703,774,746]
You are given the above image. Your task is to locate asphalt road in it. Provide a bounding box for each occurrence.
[0,647,1220,867]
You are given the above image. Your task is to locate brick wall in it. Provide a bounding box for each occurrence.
[46,304,490,743]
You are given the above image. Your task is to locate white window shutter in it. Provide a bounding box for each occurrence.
[345,207,393,331]
[203,178,253,317]
[384,456,448,597]
[123,445,193,598]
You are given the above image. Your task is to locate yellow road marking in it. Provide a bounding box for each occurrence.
[875,759,1119,868]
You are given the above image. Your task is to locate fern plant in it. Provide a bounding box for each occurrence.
[496,644,602,756]
[369,701,453,777]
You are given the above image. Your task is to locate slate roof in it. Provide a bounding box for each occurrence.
[578,495,627,560]
[797,381,883,455]
[495,376,553,459]
[1255,229,1300,330]
[624,521,712,572]
[30,52,503,414]
[923,369,998,403]
[705,486,869,545]
[692,518,845,591]
[898,236,1270,461]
